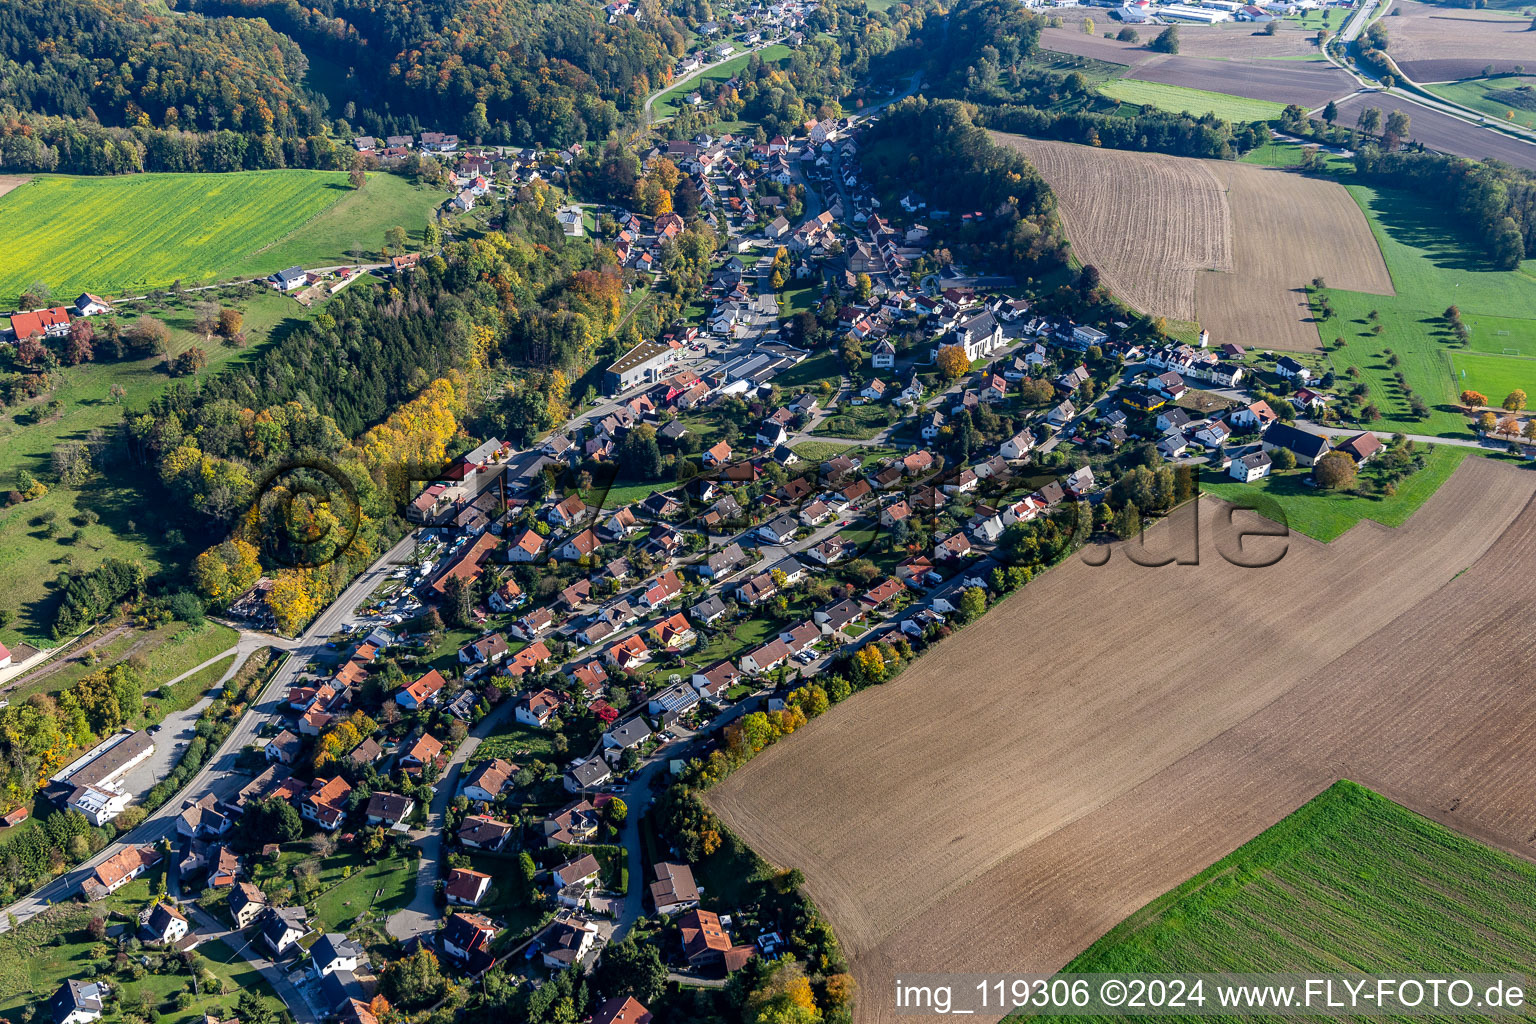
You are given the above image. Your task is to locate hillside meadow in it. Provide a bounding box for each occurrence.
[0,289,319,647]
[1313,184,1536,436]
[0,171,438,303]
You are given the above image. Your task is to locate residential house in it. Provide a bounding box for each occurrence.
[299,777,351,831]
[310,933,365,978]
[543,799,600,847]
[446,868,493,906]
[229,882,266,929]
[604,718,653,751]
[564,759,613,793]
[649,862,700,914]
[678,908,754,972]
[1275,356,1312,381]
[140,902,189,947]
[536,915,598,969]
[397,669,446,709]
[692,661,741,702]
[516,689,563,729]
[463,758,517,803]
[1261,423,1331,467]
[458,815,515,851]
[365,792,415,829]
[399,732,443,774]
[1337,432,1383,464]
[49,982,104,1024]
[592,996,654,1024]
[440,912,498,964]
[261,906,309,955]
[1231,451,1273,483]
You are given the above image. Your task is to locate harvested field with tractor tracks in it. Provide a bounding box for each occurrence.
[1385,0,1536,82]
[707,456,1536,1024]
[990,134,1392,350]
[1332,91,1536,172]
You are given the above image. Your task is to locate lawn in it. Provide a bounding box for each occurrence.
[142,621,240,682]
[773,349,839,391]
[653,45,794,120]
[219,173,443,279]
[1198,444,1470,542]
[1310,184,1536,436]
[1451,350,1536,403]
[148,652,236,720]
[1029,780,1536,1014]
[790,440,853,463]
[310,855,417,933]
[0,902,284,1024]
[1095,80,1288,123]
[1426,76,1536,131]
[0,171,356,301]
[0,292,315,646]
[813,403,898,440]
[473,720,560,764]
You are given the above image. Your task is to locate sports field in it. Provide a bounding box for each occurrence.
[1095,80,1288,122]
[1039,780,1536,989]
[1313,184,1536,435]
[0,171,437,302]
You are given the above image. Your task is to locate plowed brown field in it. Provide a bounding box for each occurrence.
[991,135,1393,349]
[708,456,1536,1023]
[1388,0,1535,81]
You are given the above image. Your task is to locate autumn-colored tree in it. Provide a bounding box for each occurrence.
[194,301,220,340]
[193,538,263,601]
[65,321,94,365]
[268,569,319,635]
[16,334,47,366]
[219,308,243,338]
[1500,416,1521,436]
[1504,389,1527,411]
[1460,389,1488,410]
[1313,451,1358,490]
[936,344,970,381]
[349,153,367,189]
[1479,411,1499,433]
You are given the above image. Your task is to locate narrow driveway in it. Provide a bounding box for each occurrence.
[385,697,517,940]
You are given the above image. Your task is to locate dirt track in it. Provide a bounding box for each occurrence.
[708,456,1536,1023]
[992,135,1391,349]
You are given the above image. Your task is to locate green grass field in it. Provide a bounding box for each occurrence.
[1198,444,1470,542]
[0,902,285,1024]
[1096,80,1288,122]
[1427,76,1536,129]
[1312,184,1536,436]
[311,855,417,932]
[0,171,438,303]
[1451,351,1536,401]
[0,291,317,646]
[1028,780,1536,1021]
[653,45,794,120]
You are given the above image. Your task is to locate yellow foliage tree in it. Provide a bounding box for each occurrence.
[268,569,319,636]
[936,344,970,381]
